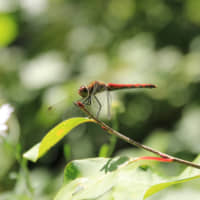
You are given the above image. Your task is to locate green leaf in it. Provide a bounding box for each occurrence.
[63,144,71,161]
[0,14,18,47]
[55,155,200,200]
[98,144,110,157]
[23,117,94,162]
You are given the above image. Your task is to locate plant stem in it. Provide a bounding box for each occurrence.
[75,101,200,169]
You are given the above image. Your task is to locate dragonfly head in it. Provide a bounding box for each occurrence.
[78,85,89,98]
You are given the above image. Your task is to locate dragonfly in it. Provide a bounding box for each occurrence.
[78,80,156,118]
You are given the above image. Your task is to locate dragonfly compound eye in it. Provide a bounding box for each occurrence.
[78,86,89,97]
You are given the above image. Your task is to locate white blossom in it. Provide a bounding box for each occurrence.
[0,104,14,138]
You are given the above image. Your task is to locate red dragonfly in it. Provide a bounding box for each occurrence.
[78,80,156,118]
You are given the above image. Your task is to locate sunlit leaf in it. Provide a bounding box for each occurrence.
[55,155,200,200]
[0,14,18,47]
[23,117,94,162]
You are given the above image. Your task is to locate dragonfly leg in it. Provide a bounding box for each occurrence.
[82,96,91,105]
[93,95,102,118]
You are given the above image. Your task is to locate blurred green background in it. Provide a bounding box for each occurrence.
[0,0,200,199]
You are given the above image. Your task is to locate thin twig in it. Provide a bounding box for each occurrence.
[75,101,200,169]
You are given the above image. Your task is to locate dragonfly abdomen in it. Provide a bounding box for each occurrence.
[107,83,156,91]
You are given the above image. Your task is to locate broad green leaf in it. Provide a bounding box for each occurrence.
[55,155,200,200]
[23,117,94,162]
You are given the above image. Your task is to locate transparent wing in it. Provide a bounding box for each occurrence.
[106,90,111,120]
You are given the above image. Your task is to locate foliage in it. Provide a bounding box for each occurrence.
[55,156,200,200]
[23,117,94,162]
[23,116,200,199]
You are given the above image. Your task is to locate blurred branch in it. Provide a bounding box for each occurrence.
[75,101,200,169]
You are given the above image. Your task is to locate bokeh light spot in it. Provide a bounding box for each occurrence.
[185,0,200,24]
